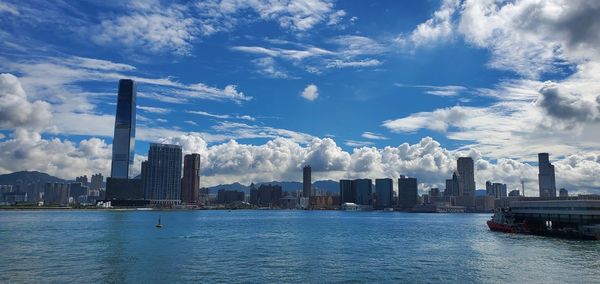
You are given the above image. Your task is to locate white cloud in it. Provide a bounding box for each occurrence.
[397,0,459,47]
[137,105,170,114]
[92,5,197,55]
[326,59,382,69]
[187,110,256,121]
[300,84,319,101]
[0,73,52,130]
[345,140,374,147]
[251,57,291,79]
[0,2,19,15]
[395,84,468,97]
[361,132,388,140]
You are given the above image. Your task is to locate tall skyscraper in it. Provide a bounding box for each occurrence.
[144,143,183,204]
[375,178,393,209]
[339,179,354,204]
[110,79,136,178]
[444,172,460,196]
[457,157,475,196]
[181,153,201,204]
[303,165,311,198]
[398,176,418,209]
[538,153,557,198]
[354,179,372,205]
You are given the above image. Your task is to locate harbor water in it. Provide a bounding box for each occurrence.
[0,210,599,283]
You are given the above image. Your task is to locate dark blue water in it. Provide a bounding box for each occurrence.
[0,210,598,283]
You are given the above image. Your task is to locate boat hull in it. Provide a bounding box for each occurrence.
[487,220,519,233]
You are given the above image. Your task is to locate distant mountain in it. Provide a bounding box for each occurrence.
[0,171,64,186]
[206,180,340,194]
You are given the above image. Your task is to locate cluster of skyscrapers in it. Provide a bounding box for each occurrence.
[105,80,201,206]
[101,78,563,210]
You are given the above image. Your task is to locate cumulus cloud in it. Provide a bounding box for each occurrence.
[1,129,598,195]
[300,84,319,101]
[0,73,52,130]
[406,0,459,46]
[537,82,600,122]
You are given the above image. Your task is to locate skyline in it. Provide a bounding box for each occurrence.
[1,1,600,194]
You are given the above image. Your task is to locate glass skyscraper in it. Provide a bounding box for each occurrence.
[538,153,556,198]
[110,79,136,178]
[144,143,183,204]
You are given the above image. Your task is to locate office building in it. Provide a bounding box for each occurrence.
[444,172,460,197]
[457,157,475,196]
[144,143,183,204]
[559,188,569,197]
[398,176,418,209]
[509,189,521,197]
[354,179,372,206]
[375,178,393,209]
[254,184,283,207]
[486,181,507,198]
[538,153,557,198]
[217,189,245,204]
[339,179,354,204]
[303,165,312,198]
[181,153,201,204]
[110,79,136,178]
[44,182,69,205]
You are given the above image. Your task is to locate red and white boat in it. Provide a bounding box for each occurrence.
[487,208,529,234]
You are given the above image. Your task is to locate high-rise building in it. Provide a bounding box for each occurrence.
[75,175,88,185]
[398,176,418,209]
[339,179,354,204]
[110,79,136,178]
[375,178,393,209]
[354,179,372,205]
[559,188,568,197]
[181,153,201,204]
[538,153,557,198]
[486,181,507,198]
[144,143,183,204]
[303,165,312,198]
[217,189,245,204]
[457,157,475,196]
[444,172,460,196]
[254,184,283,207]
[90,173,103,191]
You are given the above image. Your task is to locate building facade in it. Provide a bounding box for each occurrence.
[538,153,557,198]
[339,179,354,204]
[457,157,475,197]
[110,79,136,178]
[144,143,183,204]
[181,153,201,204]
[398,176,418,209]
[444,172,460,197]
[354,179,372,206]
[303,165,311,198]
[375,178,393,209]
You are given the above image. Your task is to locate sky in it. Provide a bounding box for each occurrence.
[1,0,600,195]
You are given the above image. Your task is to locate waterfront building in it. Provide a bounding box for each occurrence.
[181,153,201,204]
[68,182,88,200]
[303,165,312,198]
[538,153,557,198]
[457,157,475,197]
[398,176,418,209]
[110,79,136,179]
[375,178,393,209]
[44,182,69,205]
[198,187,210,205]
[444,172,460,196]
[509,189,521,197]
[249,183,258,205]
[339,179,354,204]
[354,179,372,206]
[255,184,283,207]
[280,196,298,209]
[559,188,569,197]
[216,189,245,204]
[144,143,183,204]
[105,178,143,200]
[310,195,340,210]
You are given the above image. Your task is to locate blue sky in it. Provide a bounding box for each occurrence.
[1,0,600,194]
